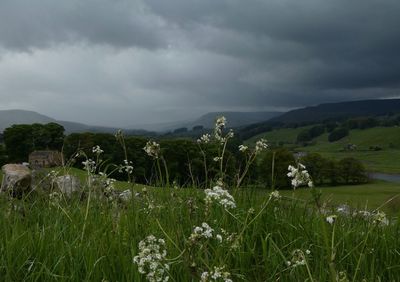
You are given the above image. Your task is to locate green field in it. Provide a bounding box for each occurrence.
[249,126,400,173]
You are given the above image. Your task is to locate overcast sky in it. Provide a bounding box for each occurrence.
[0,0,399,127]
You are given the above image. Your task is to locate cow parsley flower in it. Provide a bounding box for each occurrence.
[287,163,313,189]
[255,138,268,154]
[205,186,236,209]
[144,141,161,159]
[269,190,281,201]
[326,215,337,225]
[197,134,211,144]
[189,222,214,241]
[92,145,104,155]
[238,145,248,152]
[200,266,232,282]
[133,235,170,282]
[82,159,96,173]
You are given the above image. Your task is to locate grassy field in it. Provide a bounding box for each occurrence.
[0,184,399,281]
[249,126,400,173]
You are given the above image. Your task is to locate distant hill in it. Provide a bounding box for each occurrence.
[131,111,282,132]
[0,109,153,135]
[270,99,400,124]
[238,99,400,140]
[0,110,56,132]
[189,111,282,129]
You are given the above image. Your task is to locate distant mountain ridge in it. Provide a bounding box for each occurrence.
[270,99,400,124]
[238,98,400,140]
[0,109,151,135]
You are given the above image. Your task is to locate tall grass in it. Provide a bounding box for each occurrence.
[0,187,399,281]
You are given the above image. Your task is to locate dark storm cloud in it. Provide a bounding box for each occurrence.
[0,0,399,127]
[0,0,167,51]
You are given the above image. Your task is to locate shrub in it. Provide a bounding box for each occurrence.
[328,127,349,142]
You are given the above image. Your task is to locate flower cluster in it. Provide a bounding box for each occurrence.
[204,186,236,209]
[200,266,233,282]
[269,190,282,201]
[82,159,96,173]
[287,249,310,268]
[354,210,389,226]
[189,222,214,240]
[119,159,134,174]
[238,145,248,152]
[133,235,170,282]
[326,215,337,225]
[287,163,313,189]
[92,145,104,155]
[255,138,268,154]
[188,222,224,243]
[143,141,161,159]
[197,133,211,144]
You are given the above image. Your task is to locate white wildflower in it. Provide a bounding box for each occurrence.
[200,266,232,282]
[214,116,227,143]
[82,159,96,173]
[189,222,214,241]
[238,145,248,152]
[326,215,337,225]
[198,133,211,144]
[269,190,281,201]
[290,249,307,267]
[287,163,313,189]
[213,157,222,162]
[144,140,161,159]
[255,138,268,153]
[92,145,104,155]
[372,210,389,226]
[133,235,170,282]
[205,186,236,209]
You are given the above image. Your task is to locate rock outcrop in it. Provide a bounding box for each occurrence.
[1,164,32,197]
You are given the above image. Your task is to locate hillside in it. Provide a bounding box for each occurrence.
[190,111,282,129]
[0,110,56,131]
[249,125,400,173]
[271,99,400,124]
[0,109,154,135]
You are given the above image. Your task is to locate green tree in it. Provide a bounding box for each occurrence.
[3,124,33,162]
[258,148,295,189]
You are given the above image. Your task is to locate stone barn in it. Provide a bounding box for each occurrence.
[29,150,63,169]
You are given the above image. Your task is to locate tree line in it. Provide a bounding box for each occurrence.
[0,123,369,188]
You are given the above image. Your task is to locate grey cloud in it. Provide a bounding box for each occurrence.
[0,0,399,127]
[0,0,168,51]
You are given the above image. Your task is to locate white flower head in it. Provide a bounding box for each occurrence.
[92,145,104,155]
[197,133,211,144]
[326,215,337,225]
[133,235,170,282]
[255,138,268,153]
[144,140,161,159]
[238,145,248,152]
[287,163,313,189]
[205,186,236,209]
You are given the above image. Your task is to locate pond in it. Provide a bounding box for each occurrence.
[371,173,400,183]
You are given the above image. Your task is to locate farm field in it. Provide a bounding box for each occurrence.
[249,126,400,173]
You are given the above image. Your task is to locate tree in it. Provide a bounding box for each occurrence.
[258,148,295,189]
[328,127,349,142]
[338,158,368,184]
[3,124,33,162]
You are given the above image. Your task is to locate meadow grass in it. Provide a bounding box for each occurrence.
[249,126,400,173]
[0,184,399,281]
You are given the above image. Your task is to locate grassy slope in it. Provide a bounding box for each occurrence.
[280,180,400,214]
[248,126,400,173]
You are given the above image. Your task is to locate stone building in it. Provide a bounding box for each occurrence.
[28,150,63,169]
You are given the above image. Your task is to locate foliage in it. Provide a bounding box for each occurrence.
[328,127,349,142]
[3,123,65,162]
[258,148,295,189]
